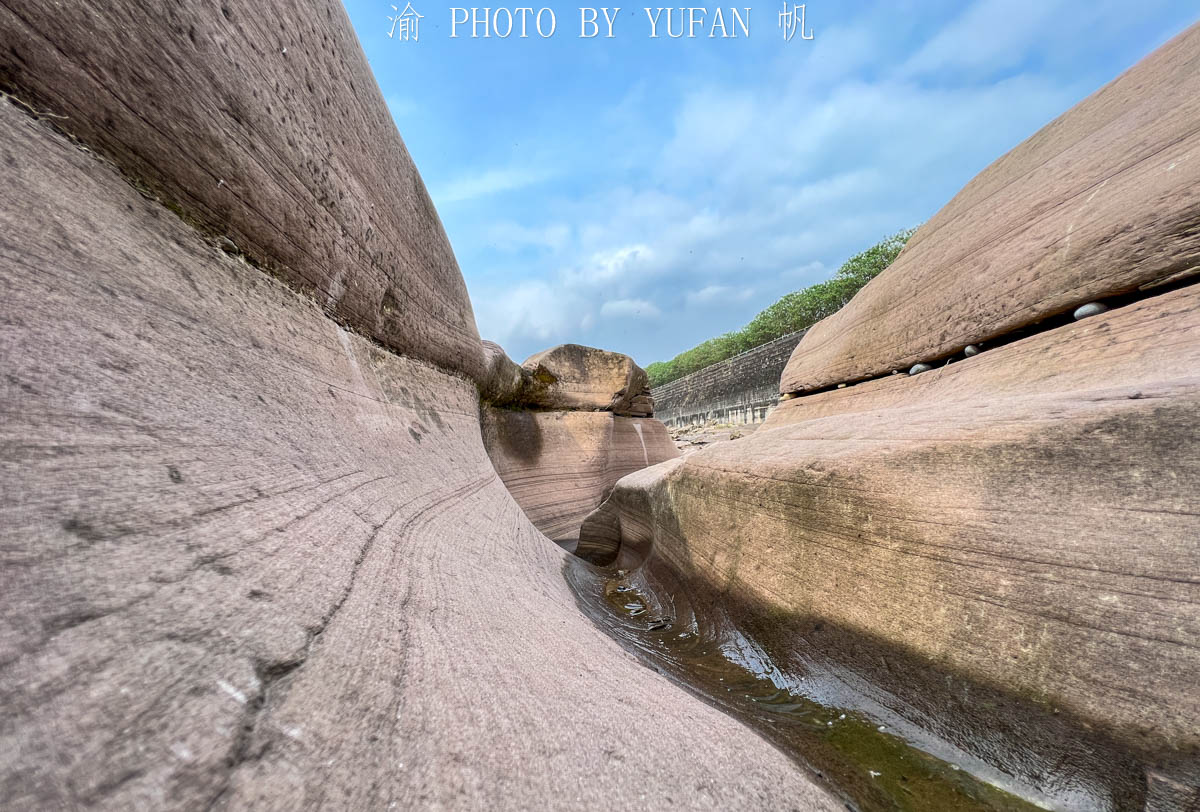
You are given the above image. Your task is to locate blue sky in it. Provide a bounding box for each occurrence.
[341,1,1196,366]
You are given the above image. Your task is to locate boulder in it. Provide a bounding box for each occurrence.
[478,339,527,406]
[479,342,675,542]
[522,344,653,415]
[779,21,1200,394]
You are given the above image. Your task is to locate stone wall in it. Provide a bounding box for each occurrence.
[651,331,806,427]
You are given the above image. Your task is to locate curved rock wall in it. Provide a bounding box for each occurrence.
[483,409,678,544]
[0,0,484,379]
[779,22,1200,394]
[581,26,1200,810]
[0,3,837,808]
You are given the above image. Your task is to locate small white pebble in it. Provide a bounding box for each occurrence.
[1073,302,1109,320]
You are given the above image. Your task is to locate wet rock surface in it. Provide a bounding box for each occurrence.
[565,555,1054,812]
[3,1,1198,809]
[580,283,1200,809]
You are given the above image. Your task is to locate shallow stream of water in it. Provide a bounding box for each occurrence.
[564,555,1053,812]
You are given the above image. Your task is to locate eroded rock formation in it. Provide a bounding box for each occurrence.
[481,343,677,543]
[0,1,836,808]
[778,22,1200,395]
[580,22,1200,812]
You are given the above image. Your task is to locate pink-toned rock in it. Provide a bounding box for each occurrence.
[0,0,484,380]
[478,339,527,405]
[582,283,1200,808]
[482,410,678,543]
[779,21,1200,394]
[0,2,843,807]
[522,344,653,415]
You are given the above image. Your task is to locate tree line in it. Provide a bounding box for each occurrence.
[646,228,916,388]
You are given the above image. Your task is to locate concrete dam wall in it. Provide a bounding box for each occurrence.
[651,331,806,427]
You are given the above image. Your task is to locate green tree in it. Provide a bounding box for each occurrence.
[647,228,915,387]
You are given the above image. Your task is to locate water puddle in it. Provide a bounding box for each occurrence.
[564,556,1051,812]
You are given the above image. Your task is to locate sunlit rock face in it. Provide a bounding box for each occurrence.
[579,23,1200,812]
[777,23,1200,396]
[482,341,655,416]
[0,1,838,809]
[523,344,655,416]
[481,343,677,544]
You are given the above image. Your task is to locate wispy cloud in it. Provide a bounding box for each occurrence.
[434,167,552,205]
[600,298,662,319]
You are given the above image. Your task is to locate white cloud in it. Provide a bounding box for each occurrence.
[434,167,551,205]
[600,299,662,319]
[485,222,570,253]
[444,0,1184,363]
[686,285,756,305]
[385,95,418,120]
[901,0,1064,79]
[564,244,655,288]
[472,279,584,350]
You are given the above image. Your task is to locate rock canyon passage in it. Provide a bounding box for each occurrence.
[1,2,1198,811]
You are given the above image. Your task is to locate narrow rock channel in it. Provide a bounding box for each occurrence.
[563,551,1098,812]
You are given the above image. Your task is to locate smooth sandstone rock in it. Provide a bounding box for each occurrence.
[0,0,484,380]
[479,340,675,541]
[522,344,653,415]
[478,339,528,406]
[482,409,678,543]
[0,97,839,810]
[583,284,1200,806]
[779,22,1200,394]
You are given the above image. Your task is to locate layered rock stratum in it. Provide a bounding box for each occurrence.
[778,22,1200,394]
[0,1,837,808]
[480,342,677,544]
[580,21,1200,812]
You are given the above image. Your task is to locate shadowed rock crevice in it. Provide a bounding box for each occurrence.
[3,1,1198,810]
[785,267,1200,398]
[777,22,1200,395]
